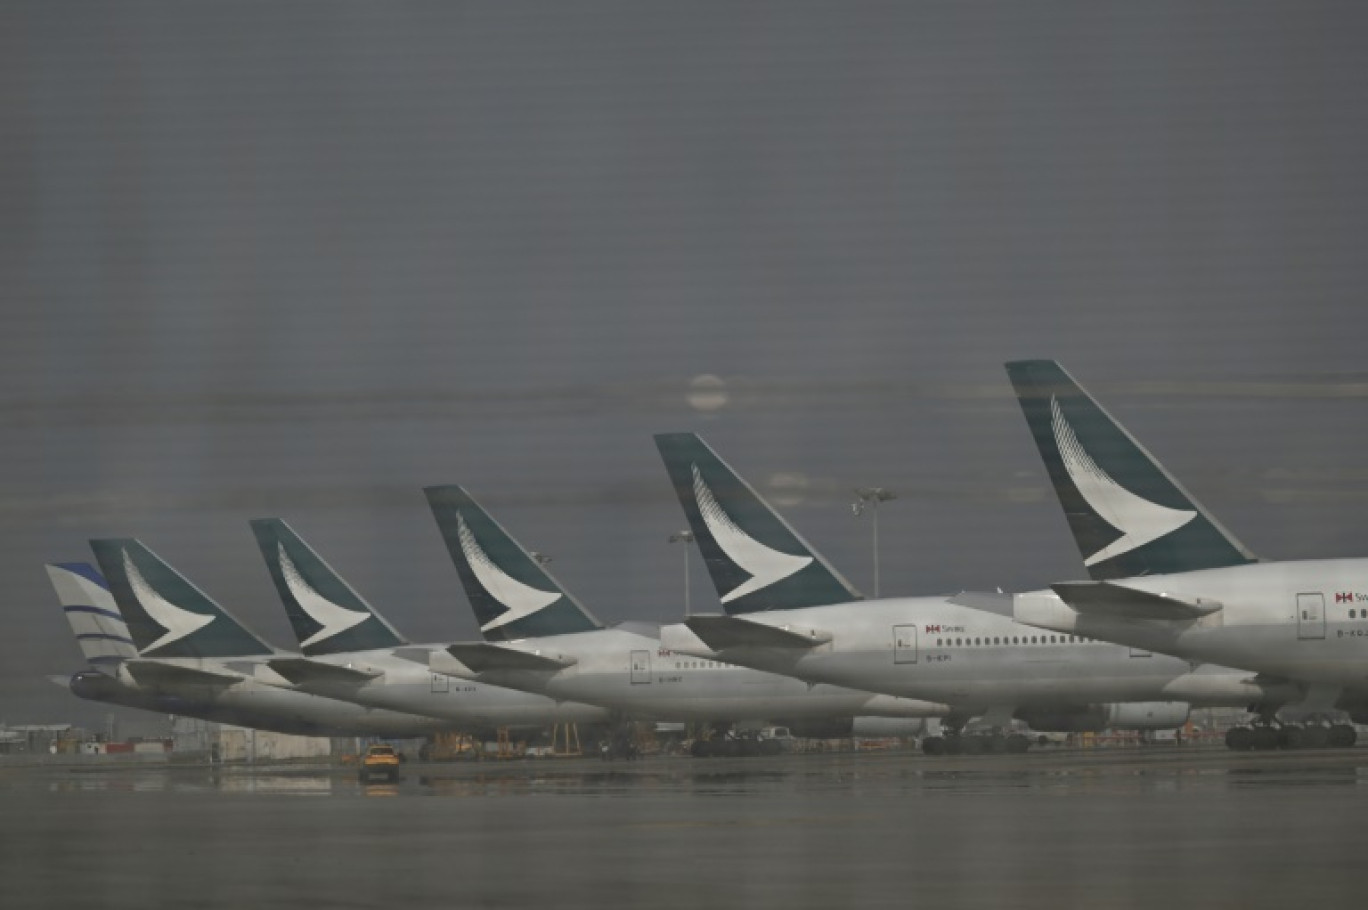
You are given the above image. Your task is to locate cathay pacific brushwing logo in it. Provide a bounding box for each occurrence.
[277,543,370,648]
[1050,397,1196,566]
[691,464,812,603]
[456,513,561,632]
[122,549,215,652]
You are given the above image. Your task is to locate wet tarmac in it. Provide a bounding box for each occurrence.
[3,746,1365,909]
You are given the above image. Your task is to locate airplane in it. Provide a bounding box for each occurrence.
[246,518,613,730]
[983,359,1368,748]
[419,484,950,741]
[48,561,447,738]
[651,432,1301,753]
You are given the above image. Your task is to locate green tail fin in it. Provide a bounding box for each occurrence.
[653,433,862,613]
[88,539,275,658]
[423,485,602,641]
[1006,359,1257,580]
[249,519,408,656]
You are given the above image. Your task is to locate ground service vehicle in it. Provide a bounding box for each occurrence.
[360,744,400,783]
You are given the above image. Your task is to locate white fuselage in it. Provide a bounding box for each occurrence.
[276,649,613,728]
[659,597,1287,717]
[436,623,949,723]
[90,661,452,738]
[1012,558,1368,700]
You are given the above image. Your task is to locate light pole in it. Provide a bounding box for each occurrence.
[668,530,695,617]
[852,487,896,598]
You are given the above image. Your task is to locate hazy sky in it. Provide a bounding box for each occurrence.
[5,3,1368,731]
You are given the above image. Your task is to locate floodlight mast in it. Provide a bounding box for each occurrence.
[667,529,696,617]
[852,487,896,598]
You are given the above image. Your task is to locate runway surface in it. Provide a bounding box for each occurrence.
[3,746,1365,909]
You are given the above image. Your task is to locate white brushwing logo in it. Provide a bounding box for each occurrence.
[122,549,214,652]
[691,463,812,603]
[277,543,370,648]
[456,513,561,632]
[1051,397,1196,566]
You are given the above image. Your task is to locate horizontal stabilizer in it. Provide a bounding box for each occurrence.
[685,614,831,651]
[946,591,1015,617]
[124,660,242,689]
[391,646,438,666]
[266,657,382,687]
[1051,581,1223,621]
[446,642,576,673]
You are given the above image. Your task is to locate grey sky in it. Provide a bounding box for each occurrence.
[5,3,1368,731]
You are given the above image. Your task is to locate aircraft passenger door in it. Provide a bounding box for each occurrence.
[893,625,918,664]
[1297,593,1326,640]
[630,650,652,685]
[431,673,450,694]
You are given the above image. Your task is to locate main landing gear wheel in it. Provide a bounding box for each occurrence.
[1226,722,1358,751]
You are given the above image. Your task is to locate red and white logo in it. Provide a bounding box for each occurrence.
[1336,592,1354,603]
[925,624,942,634]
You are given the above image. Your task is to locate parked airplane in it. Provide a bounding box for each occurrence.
[652,433,1298,752]
[420,484,948,739]
[991,359,1367,748]
[247,518,612,730]
[48,561,445,737]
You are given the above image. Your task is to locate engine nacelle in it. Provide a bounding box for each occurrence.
[1015,705,1108,733]
[1104,701,1190,730]
[1016,702,1191,733]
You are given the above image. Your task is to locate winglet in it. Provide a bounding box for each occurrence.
[424,485,602,641]
[1006,360,1257,580]
[249,518,407,656]
[88,539,275,658]
[654,433,862,614]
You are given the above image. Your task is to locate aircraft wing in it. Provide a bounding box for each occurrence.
[446,642,576,673]
[124,660,243,689]
[266,657,382,687]
[685,614,831,651]
[1050,581,1223,621]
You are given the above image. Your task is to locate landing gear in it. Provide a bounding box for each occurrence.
[921,731,1029,756]
[1224,719,1358,751]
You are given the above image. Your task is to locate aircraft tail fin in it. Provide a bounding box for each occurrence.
[88,539,276,658]
[47,562,136,673]
[1006,360,1257,580]
[249,519,407,656]
[653,432,862,613]
[423,485,602,641]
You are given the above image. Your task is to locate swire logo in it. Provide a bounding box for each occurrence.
[925,624,942,634]
[1336,592,1355,603]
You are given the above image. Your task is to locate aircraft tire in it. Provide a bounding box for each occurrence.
[1225,726,1254,751]
[921,736,946,756]
[1300,725,1329,749]
[1329,724,1357,748]
[1005,734,1030,754]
